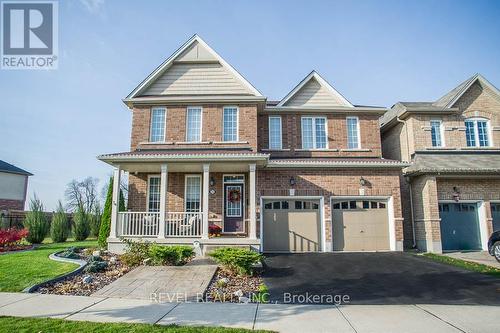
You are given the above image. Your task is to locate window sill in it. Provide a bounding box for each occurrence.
[140,141,175,145]
[175,141,211,145]
[425,147,456,150]
[295,148,338,152]
[459,147,499,150]
[261,148,291,152]
[212,141,249,144]
[340,149,372,152]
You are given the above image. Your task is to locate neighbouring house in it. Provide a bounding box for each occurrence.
[380,74,500,253]
[0,160,32,211]
[98,35,407,254]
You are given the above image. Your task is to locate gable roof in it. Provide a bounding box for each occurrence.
[125,35,262,100]
[277,71,353,108]
[0,160,32,176]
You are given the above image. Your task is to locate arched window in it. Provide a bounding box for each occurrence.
[465,118,491,147]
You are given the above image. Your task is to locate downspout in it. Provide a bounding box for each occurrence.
[396,116,416,248]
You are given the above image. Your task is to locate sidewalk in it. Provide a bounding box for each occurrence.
[1,292,499,332]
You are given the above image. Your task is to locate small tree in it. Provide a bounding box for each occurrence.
[89,202,102,238]
[24,195,49,244]
[73,205,90,241]
[98,176,125,247]
[50,201,69,243]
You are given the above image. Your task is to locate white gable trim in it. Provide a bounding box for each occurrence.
[126,35,262,99]
[277,71,353,108]
[447,74,500,108]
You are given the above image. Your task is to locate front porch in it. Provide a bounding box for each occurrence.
[103,155,266,254]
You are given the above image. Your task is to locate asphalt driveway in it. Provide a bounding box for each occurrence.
[262,252,500,305]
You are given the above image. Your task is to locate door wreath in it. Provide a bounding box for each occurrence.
[228,189,241,203]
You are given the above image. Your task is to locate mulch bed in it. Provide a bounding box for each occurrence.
[205,268,263,303]
[37,250,131,296]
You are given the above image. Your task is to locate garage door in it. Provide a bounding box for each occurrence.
[492,203,500,232]
[332,199,390,251]
[439,203,482,251]
[262,199,321,252]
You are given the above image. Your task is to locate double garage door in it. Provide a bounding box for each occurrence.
[262,198,390,252]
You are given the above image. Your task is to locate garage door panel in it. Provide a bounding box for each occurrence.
[263,199,321,253]
[332,199,390,251]
[439,203,481,251]
[492,204,500,232]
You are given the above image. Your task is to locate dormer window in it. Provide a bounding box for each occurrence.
[430,120,444,147]
[465,118,490,147]
[301,117,328,149]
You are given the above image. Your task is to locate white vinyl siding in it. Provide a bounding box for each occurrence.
[346,117,360,149]
[465,118,490,147]
[302,117,327,149]
[430,120,444,147]
[150,107,166,142]
[185,175,201,212]
[147,176,161,212]
[186,107,202,142]
[223,106,238,142]
[268,116,282,149]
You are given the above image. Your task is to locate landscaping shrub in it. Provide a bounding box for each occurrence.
[24,196,49,244]
[209,247,263,276]
[89,203,102,238]
[84,256,108,273]
[120,239,151,267]
[149,245,194,266]
[0,228,29,248]
[50,201,69,243]
[98,177,126,248]
[73,206,90,241]
[251,284,270,303]
[58,247,80,259]
[208,224,222,237]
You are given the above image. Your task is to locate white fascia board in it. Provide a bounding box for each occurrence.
[124,95,266,107]
[126,35,263,100]
[277,70,353,107]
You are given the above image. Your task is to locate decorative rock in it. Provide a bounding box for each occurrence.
[233,289,243,297]
[143,258,152,265]
[238,296,250,303]
[92,250,101,257]
[220,277,229,284]
[82,275,93,284]
[109,256,117,264]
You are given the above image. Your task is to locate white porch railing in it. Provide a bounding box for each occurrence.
[118,211,202,238]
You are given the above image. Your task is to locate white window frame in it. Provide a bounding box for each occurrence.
[186,106,203,142]
[268,116,282,150]
[149,107,167,143]
[346,116,361,149]
[184,175,202,212]
[147,175,161,212]
[222,106,239,142]
[430,119,445,147]
[301,116,328,150]
[465,117,492,148]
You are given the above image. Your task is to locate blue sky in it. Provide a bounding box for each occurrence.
[1,0,500,210]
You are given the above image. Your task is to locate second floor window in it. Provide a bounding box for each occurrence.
[346,117,360,149]
[302,117,327,149]
[465,118,490,147]
[223,106,238,141]
[150,107,166,142]
[268,116,282,149]
[430,120,443,147]
[186,107,202,142]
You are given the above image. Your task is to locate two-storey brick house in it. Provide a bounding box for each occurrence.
[381,74,500,253]
[99,35,406,254]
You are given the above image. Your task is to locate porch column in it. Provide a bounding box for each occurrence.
[202,164,210,239]
[110,166,121,239]
[249,163,257,239]
[158,164,168,238]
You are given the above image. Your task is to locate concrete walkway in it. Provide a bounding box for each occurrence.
[92,264,217,301]
[444,251,500,269]
[1,292,499,332]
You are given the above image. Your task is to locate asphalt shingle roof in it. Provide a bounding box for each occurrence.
[0,160,32,176]
[405,152,500,175]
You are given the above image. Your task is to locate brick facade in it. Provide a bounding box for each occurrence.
[0,199,24,211]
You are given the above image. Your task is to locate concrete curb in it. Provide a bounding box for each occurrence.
[23,250,88,293]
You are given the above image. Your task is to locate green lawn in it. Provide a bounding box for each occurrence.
[0,316,268,333]
[0,239,98,292]
[422,253,500,277]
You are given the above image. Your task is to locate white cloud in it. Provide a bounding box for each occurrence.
[79,0,105,14]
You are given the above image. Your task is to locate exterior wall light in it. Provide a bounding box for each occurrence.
[289,177,296,186]
[209,177,215,187]
[359,177,367,187]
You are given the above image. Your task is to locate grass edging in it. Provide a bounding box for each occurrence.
[23,249,88,293]
[421,253,500,277]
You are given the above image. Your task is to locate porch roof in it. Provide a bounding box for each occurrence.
[267,157,408,168]
[97,149,269,172]
[405,151,500,176]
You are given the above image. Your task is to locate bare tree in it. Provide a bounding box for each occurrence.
[65,177,100,213]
